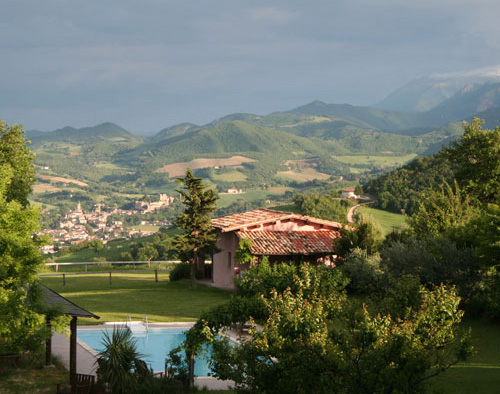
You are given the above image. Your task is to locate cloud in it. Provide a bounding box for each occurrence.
[2,0,500,131]
[248,7,298,23]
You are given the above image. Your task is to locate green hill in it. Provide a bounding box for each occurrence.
[28,122,142,146]
[148,123,199,144]
[118,120,338,168]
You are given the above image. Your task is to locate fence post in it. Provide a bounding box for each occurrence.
[55,263,59,272]
[85,264,88,273]
[155,269,158,283]
[109,272,112,285]
[63,273,66,286]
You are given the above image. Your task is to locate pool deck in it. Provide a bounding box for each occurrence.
[51,323,235,391]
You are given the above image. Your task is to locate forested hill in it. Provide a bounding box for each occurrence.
[364,118,500,215]
[364,155,454,215]
[116,120,338,167]
[27,122,142,147]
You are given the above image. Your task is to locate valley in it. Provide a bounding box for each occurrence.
[29,77,500,254]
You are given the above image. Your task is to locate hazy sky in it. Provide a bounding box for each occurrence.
[2,0,500,133]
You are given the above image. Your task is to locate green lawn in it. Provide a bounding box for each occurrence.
[40,273,231,324]
[356,205,407,235]
[431,318,500,393]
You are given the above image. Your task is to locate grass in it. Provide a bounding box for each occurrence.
[431,317,500,393]
[333,153,417,166]
[356,206,407,235]
[40,273,231,324]
[212,171,247,182]
[276,167,331,182]
[132,224,161,232]
[0,359,67,394]
[217,189,271,208]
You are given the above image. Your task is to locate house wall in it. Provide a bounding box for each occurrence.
[213,232,239,289]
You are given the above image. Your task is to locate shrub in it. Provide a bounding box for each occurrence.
[169,263,191,282]
[339,248,383,294]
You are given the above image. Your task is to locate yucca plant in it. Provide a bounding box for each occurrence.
[96,328,150,394]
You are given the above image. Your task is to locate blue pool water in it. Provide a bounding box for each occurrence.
[78,327,212,376]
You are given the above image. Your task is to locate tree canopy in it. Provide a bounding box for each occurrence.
[182,263,470,394]
[0,121,49,354]
[443,118,500,204]
[0,121,36,207]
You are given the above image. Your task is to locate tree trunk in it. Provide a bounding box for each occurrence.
[190,252,197,287]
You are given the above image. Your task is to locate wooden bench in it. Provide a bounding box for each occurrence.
[57,374,96,394]
[75,373,96,394]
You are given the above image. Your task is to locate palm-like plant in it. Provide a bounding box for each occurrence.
[96,328,150,394]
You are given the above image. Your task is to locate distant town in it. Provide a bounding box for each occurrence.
[38,194,175,253]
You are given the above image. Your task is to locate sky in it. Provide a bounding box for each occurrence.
[2,0,500,134]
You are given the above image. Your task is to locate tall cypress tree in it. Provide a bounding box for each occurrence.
[173,169,218,286]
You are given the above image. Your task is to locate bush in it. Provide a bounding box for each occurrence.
[338,248,383,294]
[169,263,190,282]
[235,259,348,299]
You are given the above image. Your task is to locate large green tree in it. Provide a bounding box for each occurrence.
[0,121,48,354]
[0,121,36,207]
[443,117,500,204]
[293,192,349,223]
[173,169,218,286]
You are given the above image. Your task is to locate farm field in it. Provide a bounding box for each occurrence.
[40,273,230,324]
[212,170,247,182]
[32,182,62,194]
[217,189,273,208]
[356,205,407,234]
[38,174,88,187]
[155,156,255,177]
[333,153,417,166]
[276,167,331,182]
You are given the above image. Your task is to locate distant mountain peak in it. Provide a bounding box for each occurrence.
[377,65,500,112]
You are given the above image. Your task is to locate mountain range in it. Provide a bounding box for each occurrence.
[26,68,500,210]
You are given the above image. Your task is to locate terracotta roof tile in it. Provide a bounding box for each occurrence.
[236,230,339,256]
[212,208,342,232]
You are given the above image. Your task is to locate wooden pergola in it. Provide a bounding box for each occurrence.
[41,285,99,392]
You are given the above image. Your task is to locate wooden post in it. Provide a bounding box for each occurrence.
[70,316,77,393]
[155,269,158,283]
[109,271,112,285]
[55,263,59,272]
[63,273,66,286]
[45,320,52,366]
[188,352,195,389]
[85,264,88,272]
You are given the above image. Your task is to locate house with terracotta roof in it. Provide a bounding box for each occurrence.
[210,208,343,289]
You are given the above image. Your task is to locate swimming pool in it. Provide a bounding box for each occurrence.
[78,326,212,376]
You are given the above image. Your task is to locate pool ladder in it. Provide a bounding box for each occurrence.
[126,314,149,333]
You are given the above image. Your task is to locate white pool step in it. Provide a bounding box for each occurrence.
[127,321,148,333]
[125,315,149,333]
